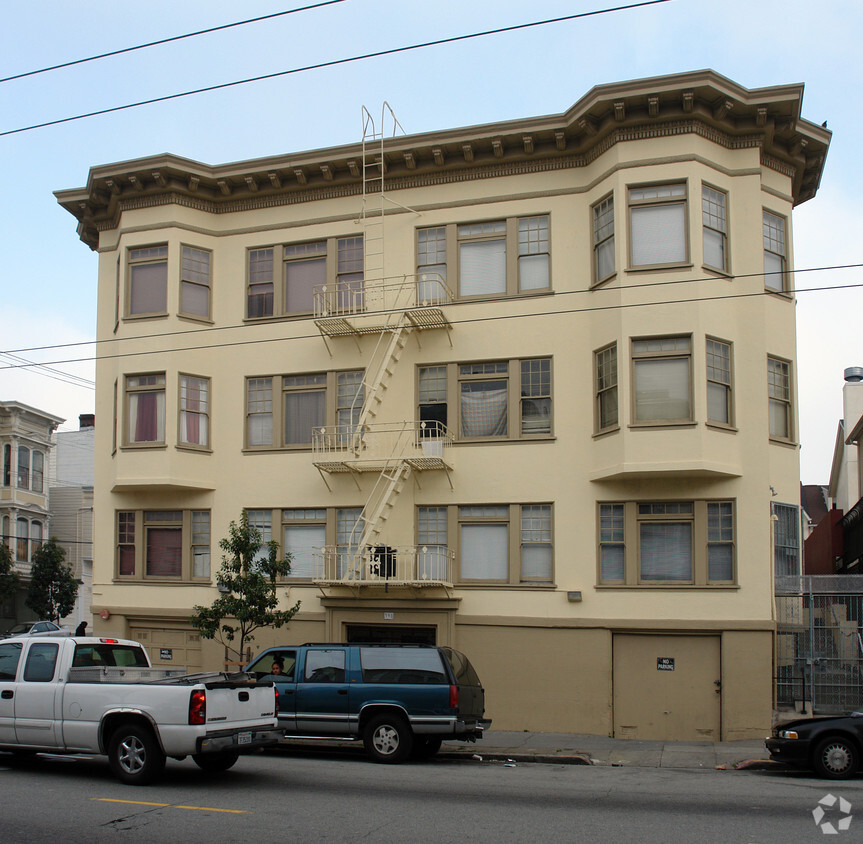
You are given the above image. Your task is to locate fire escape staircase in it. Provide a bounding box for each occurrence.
[310,104,455,588]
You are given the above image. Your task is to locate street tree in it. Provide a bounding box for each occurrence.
[0,542,20,610]
[25,539,79,622]
[191,510,300,666]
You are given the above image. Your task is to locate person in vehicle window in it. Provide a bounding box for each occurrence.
[270,658,284,675]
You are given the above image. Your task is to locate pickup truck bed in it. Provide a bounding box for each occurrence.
[0,635,281,784]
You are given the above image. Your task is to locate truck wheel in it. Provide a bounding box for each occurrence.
[411,737,443,758]
[363,713,413,763]
[193,751,240,773]
[812,735,859,779]
[108,723,165,785]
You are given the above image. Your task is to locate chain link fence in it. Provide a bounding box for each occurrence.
[776,575,863,714]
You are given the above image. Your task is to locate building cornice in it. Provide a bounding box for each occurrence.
[55,69,830,250]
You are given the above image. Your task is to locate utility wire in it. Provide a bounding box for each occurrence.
[1,272,860,372]
[0,352,94,389]
[0,1,348,84]
[1,261,859,360]
[0,0,672,138]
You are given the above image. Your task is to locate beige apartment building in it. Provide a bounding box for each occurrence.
[57,70,829,740]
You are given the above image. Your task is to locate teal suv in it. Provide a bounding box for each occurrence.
[246,643,489,763]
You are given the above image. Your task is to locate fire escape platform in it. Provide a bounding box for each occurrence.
[314,305,449,338]
[312,455,452,474]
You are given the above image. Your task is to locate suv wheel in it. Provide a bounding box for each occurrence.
[363,714,413,763]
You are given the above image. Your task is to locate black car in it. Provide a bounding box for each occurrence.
[766,713,863,779]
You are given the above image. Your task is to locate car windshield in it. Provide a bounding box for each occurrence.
[7,623,32,635]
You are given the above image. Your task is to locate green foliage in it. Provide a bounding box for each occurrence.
[0,542,20,607]
[190,510,300,664]
[25,539,79,622]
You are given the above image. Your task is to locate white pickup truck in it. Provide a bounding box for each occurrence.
[0,635,281,784]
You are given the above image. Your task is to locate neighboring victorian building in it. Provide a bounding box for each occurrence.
[48,413,95,631]
[0,401,64,628]
[55,70,830,740]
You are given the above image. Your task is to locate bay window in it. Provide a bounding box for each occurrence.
[629,183,688,268]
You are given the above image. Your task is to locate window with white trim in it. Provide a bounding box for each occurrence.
[417,227,447,302]
[418,506,449,581]
[16,447,29,490]
[629,183,688,268]
[518,216,550,291]
[282,509,326,579]
[632,337,692,423]
[763,211,787,292]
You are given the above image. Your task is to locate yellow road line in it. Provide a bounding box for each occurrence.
[93,798,247,814]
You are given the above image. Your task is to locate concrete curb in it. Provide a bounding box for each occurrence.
[440,751,592,766]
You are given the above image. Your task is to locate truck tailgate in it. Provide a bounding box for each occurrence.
[202,682,277,727]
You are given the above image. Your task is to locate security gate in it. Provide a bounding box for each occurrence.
[775,575,863,714]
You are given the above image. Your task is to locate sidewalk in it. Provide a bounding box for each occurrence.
[439,730,774,770]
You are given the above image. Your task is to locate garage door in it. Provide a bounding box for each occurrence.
[128,625,202,674]
[613,634,720,740]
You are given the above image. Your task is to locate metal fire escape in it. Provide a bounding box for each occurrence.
[312,104,455,587]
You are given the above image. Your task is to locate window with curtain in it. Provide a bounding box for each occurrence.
[593,194,615,282]
[126,373,166,444]
[29,522,42,559]
[144,511,183,577]
[460,505,509,581]
[247,248,274,318]
[706,339,732,425]
[283,374,325,445]
[629,184,687,267]
[595,344,618,432]
[459,362,508,438]
[128,245,168,316]
[599,503,625,582]
[179,375,209,447]
[282,509,326,579]
[30,451,43,493]
[702,186,727,271]
[632,337,692,422]
[284,241,326,313]
[518,216,550,291]
[458,221,506,297]
[180,246,211,317]
[638,503,693,582]
[246,378,273,446]
[763,211,787,292]
[417,227,447,303]
[768,357,792,439]
[118,511,136,576]
[16,446,29,489]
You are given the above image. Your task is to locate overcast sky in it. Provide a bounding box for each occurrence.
[0,0,859,485]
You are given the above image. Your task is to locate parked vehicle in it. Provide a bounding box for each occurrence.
[0,635,281,784]
[766,713,863,779]
[1,621,67,638]
[246,643,489,763]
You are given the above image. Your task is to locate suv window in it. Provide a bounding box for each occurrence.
[0,642,23,680]
[305,649,346,683]
[441,647,481,686]
[360,647,448,684]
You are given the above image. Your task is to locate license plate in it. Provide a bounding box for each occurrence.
[238,731,252,745]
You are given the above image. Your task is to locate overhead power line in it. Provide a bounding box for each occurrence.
[0,269,860,372]
[1,261,859,360]
[0,1,348,84]
[0,0,672,138]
